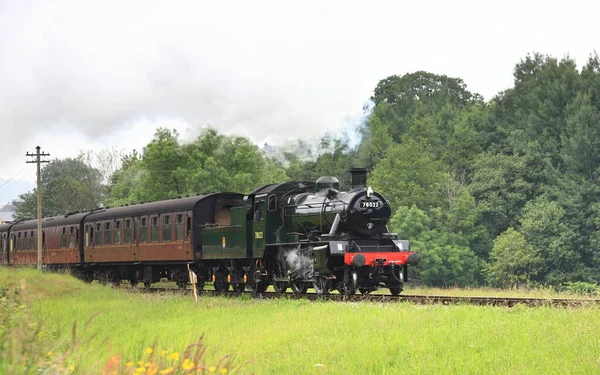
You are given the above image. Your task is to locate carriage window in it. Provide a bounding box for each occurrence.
[186,217,191,238]
[268,195,277,211]
[61,227,66,248]
[104,222,111,245]
[163,215,172,242]
[30,231,35,250]
[69,226,76,248]
[95,223,102,246]
[16,232,21,251]
[176,214,184,241]
[151,217,159,242]
[124,219,132,244]
[140,218,148,243]
[24,231,28,251]
[87,225,93,248]
[114,220,122,245]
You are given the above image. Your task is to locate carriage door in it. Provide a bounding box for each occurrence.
[252,195,267,258]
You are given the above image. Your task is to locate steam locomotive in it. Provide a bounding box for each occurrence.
[0,168,419,295]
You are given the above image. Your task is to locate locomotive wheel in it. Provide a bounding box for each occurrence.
[214,279,230,292]
[344,269,358,295]
[313,276,330,295]
[232,281,246,293]
[251,281,268,294]
[389,287,402,296]
[290,281,308,294]
[273,281,288,294]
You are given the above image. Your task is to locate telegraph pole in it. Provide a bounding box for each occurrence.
[26,146,50,271]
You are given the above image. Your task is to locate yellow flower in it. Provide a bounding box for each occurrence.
[135,367,147,373]
[209,367,216,373]
[138,361,144,366]
[168,352,180,361]
[126,362,133,368]
[47,351,53,357]
[145,362,152,367]
[220,368,228,374]
[69,365,75,372]
[182,359,195,370]
[161,350,167,356]
[158,368,174,374]
[145,348,153,355]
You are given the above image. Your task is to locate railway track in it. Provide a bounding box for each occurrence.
[123,287,600,307]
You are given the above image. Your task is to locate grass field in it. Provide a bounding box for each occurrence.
[2,268,600,374]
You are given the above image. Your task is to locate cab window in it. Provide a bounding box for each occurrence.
[253,201,265,221]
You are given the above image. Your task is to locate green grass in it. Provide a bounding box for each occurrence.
[3,268,600,374]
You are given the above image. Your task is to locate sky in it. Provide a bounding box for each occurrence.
[1,0,599,204]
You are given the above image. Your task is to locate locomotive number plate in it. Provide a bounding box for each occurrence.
[361,201,381,208]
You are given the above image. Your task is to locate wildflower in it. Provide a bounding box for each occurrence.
[47,351,53,357]
[126,362,133,368]
[182,358,195,370]
[158,368,174,374]
[138,361,144,366]
[168,352,180,361]
[135,367,147,373]
[69,365,75,372]
[145,348,153,355]
[209,367,216,373]
[220,368,228,374]
[161,350,167,356]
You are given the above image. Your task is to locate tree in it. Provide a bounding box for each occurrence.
[561,93,600,181]
[370,139,447,211]
[15,157,105,219]
[484,227,541,288]
[108,127,289,205]
[389,205,479,287]
[492,53,582,161]
[370,71,482,142]
[357,105,394,170]
[519,196,583,284]
[468,148,549,240]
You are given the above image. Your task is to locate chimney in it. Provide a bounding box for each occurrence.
[349,168,368,189]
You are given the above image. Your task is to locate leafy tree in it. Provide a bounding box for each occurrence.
[390,205,478,286]
[371,71,482,141]
[484,227,541,288]
[519,196,583,284]
[468,148,549,240]
[108,127,289,205]
[15,157,105,219]
[492,53,581,160]
[561,93,600,180]
[370,139,447,211]
[357,105,395,170]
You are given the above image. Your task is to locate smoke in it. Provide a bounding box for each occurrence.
[0,1,365,170]
[282,247,313,279]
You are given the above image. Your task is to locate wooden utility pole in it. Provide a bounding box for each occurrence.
[26,146,50,271]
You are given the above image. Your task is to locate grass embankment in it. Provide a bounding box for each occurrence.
[2,268,600,374]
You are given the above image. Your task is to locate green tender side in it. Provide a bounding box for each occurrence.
[202,225,247,259]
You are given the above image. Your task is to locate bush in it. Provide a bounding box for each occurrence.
[561,281,599,296]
